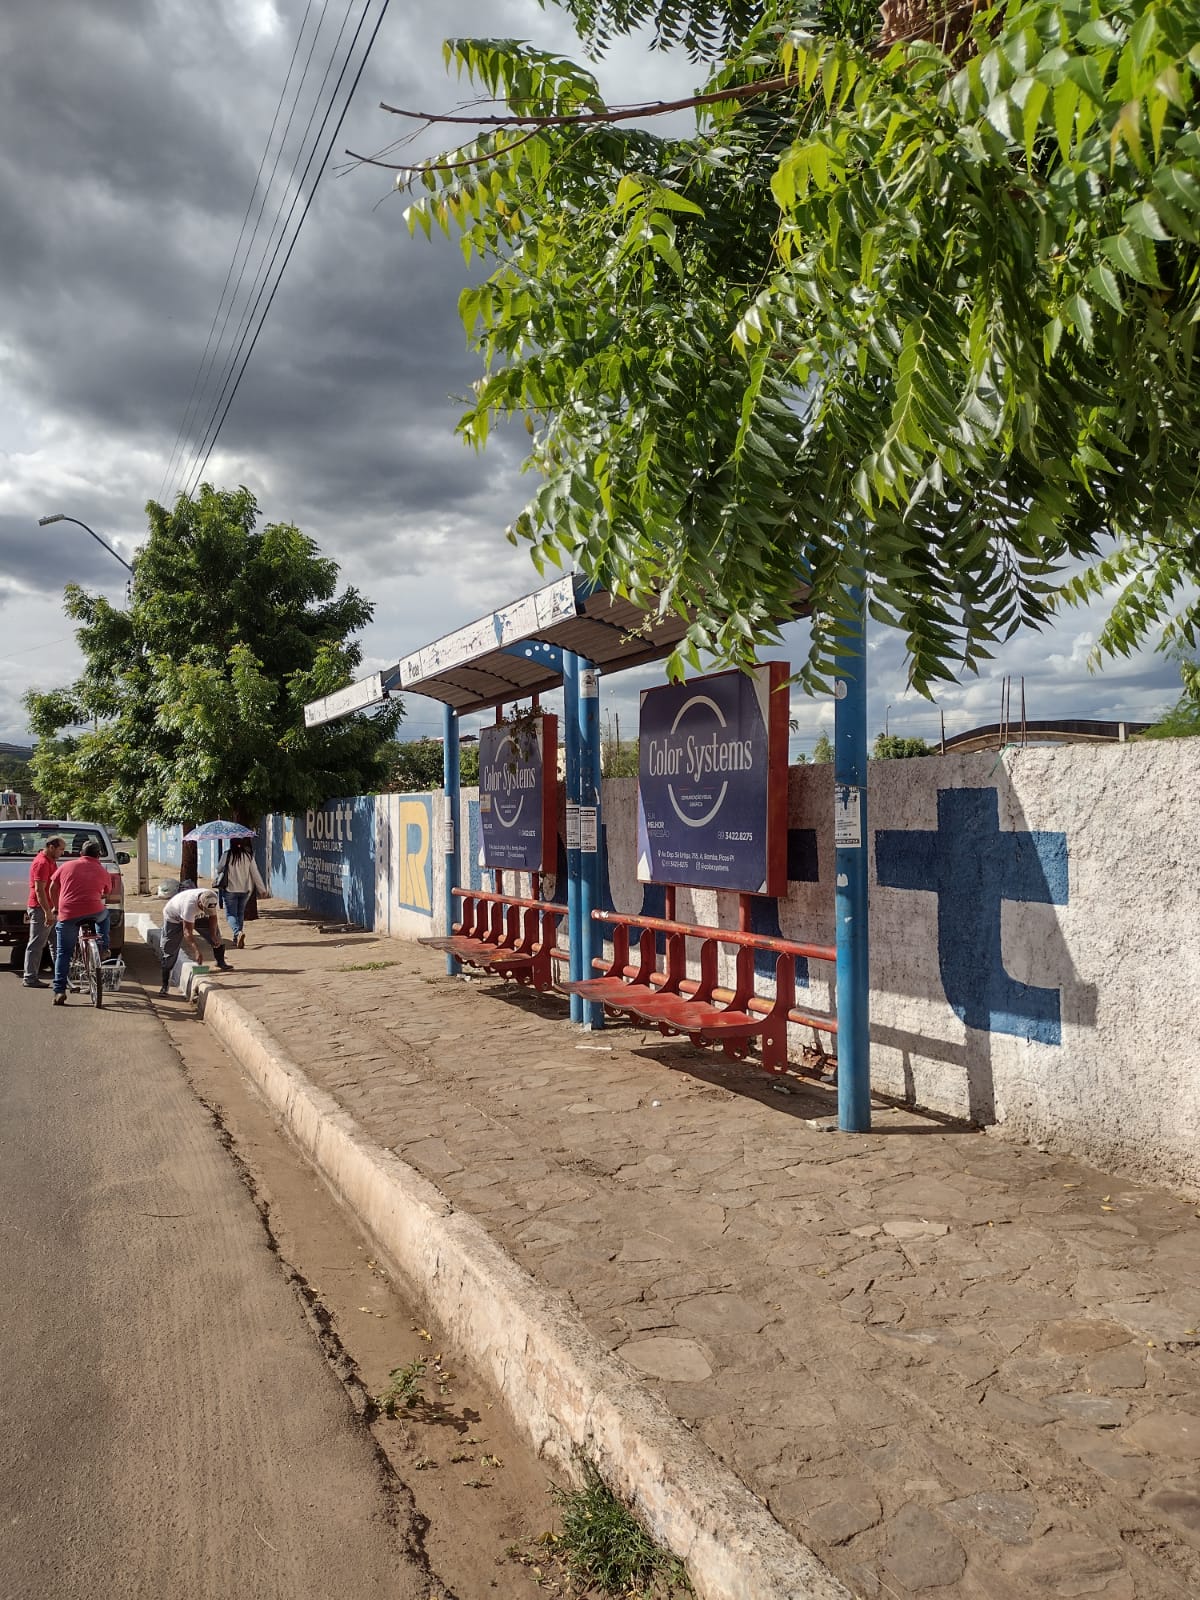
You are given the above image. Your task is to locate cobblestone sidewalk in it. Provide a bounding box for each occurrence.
[140,889,1200,1600]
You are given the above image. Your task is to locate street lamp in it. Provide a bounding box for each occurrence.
[38,511,145,889]
[38,513,134,575]
[884,703,892,737]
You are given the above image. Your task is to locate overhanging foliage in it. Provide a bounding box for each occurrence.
[396,0,1200,692]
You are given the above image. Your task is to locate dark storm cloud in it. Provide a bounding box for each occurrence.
[2,0,688,745]
[0,0,558,643]
[0,0,1184,749]
[0,513,136,596]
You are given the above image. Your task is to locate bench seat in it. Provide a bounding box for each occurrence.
[422,934,536,972]
[420,889,565,993]
[565,910,836,1071]
[562,978,768,1038]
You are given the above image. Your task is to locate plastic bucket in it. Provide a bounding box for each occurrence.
[100,958,125,992]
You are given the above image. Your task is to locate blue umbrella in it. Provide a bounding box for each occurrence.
[183,820,257,841]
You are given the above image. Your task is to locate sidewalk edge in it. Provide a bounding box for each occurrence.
[195,981,850,1600]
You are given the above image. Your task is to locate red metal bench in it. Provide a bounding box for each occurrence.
[563,909,836,1072]
[420,888,565,992]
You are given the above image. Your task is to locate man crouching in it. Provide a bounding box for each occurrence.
[159,886,231,995]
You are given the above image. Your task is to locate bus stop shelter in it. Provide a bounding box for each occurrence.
[304,572,871,1131]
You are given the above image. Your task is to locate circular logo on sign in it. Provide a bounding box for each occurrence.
[493,734,525,828]
[667,694,730,829]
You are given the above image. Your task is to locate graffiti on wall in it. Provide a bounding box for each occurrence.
[875,787,1069,1044]
[267,799,375,926]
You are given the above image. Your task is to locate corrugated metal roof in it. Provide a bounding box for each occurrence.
[306,573,810,724]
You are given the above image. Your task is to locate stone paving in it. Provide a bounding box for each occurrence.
[148,894,1200,1599]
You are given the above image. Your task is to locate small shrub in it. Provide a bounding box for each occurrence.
[377,1359,426,1415]
[551,1466,690,1596]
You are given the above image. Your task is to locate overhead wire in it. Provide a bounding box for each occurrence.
[175,0,361,499]
[158,0,318,506]
[180,0,392,501]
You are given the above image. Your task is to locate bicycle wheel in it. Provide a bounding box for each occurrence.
[68,942,87,994]
[88,940,103,1009]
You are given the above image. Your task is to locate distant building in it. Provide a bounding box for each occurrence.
[941,718,1150,756]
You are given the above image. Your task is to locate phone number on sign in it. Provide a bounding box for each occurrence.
[718,830,754,842]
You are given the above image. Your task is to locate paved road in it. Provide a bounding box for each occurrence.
[0,945,429,1600]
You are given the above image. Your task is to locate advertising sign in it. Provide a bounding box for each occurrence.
[268,797,376,926]
[636,664,788,895]
[478,714,558,873]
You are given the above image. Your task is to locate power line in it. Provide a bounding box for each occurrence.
[182,0,392,500]
[159,0,318,506]
[174,0,359,499]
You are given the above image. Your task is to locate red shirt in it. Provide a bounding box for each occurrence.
[50,856,112,920]
[27,850,55,910]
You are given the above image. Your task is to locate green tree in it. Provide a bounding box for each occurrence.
[25,485,402,834]
[0,749,33,792]
[812,732,834,763]
[1139,655,1200,739]
[387,737,481,789]
[872,734,933,759]
[396,0,1200,692]
[602,736,640,776]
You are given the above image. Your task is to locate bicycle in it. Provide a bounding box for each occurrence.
[67,917,105,1009]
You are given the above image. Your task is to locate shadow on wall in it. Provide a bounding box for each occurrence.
[344,852,371,929]
[597,761,1099,1128]
[269,814,298,903]
[873,770,1098,1125]
[263,803,375,928]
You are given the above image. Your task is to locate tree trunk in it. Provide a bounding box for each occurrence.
[181,828,198,889]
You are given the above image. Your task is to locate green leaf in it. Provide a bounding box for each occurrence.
[1086,263,1123,311]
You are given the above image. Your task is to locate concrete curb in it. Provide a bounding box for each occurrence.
[187,976,849,1600]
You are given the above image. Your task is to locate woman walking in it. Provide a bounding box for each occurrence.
[218,838,268,949]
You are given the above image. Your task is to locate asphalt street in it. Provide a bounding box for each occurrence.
[0,942,429,1600]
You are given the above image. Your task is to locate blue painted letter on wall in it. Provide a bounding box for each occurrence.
[875,788,1068,1044]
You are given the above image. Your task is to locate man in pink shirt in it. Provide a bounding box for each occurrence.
[49,840,113,1005]
[23,834,66,988]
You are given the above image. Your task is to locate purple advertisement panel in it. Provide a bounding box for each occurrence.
[637,665,785,894]
[478,717,551,872]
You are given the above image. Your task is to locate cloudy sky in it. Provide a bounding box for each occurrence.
[0,0,1183,761]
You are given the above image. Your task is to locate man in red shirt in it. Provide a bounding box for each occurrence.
[49,840,114,1006]
[23,834,66,988]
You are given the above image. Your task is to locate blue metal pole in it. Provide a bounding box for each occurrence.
[577,659,605,1030]
[834,591,871,1132]
[562,654,583,1023]
[442,702,461,977]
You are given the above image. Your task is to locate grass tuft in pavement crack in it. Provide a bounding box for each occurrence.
[549,1465,690,1597]
[339,959,402,972]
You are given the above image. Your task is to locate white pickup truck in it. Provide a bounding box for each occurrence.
[0,820,130,969]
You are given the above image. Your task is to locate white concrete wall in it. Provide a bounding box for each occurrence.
[599,746,1200,1190]
[866,743,1199,1190]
